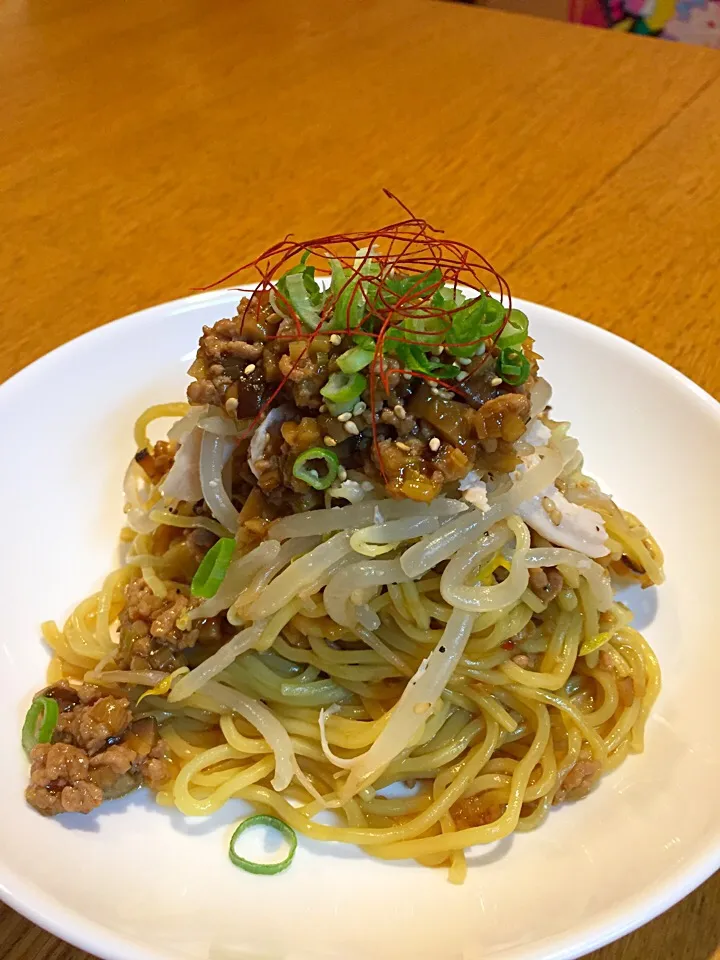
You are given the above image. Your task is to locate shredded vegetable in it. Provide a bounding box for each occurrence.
[136,666,190,705]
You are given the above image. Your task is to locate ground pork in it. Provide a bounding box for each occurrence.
[53,694,132,756]
[117,577,199,670]
[451,795,505,830]
[187,297,281,415]
[554,757,601,804]
[25,686,173,817]
[379,407,417,437]
[26,744,103,816]
[528,567,564,603]
[278,351,329,410]
[184,290,530,504]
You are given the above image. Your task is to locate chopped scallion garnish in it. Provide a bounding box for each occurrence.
[329,255,380,330]
[496,308,529,348]
[276,251,324,329]
[285,272,323,329]
[191,537,236,599]
[229,814,298,875]
[292,447,340,490]
[336,346,374,374]
[446,294,505,358]
[497,346,531,386]
[320,371,367,406]
[383,266,443,303]
[22,696,59,754]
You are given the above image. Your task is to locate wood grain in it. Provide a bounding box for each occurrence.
[506,68,720,398]
[0,1,717,959]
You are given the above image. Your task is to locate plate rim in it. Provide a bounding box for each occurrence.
[1,289,719,960]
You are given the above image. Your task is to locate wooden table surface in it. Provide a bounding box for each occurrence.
[0,1,718,958]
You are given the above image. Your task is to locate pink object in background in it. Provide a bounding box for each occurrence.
[569,0,608,25]
[568,0,720,45]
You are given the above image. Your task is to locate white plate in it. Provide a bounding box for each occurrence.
[0,290,718,960]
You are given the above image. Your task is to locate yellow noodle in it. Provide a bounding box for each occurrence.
[400,582,431,630]
[134,402,190,451]
[32,403,665,883]
[501,612,580,691]
[174,751,275,816]
[150,509,232,539]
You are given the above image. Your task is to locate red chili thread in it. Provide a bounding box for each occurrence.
[197,201,513,478]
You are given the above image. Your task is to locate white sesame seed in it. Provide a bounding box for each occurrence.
[244,363,256,375]
[429,437,441,452]
[403,373,413,380]
[431,346,443,357]
[323,436,337,447]
[396,442,411,452]
[430,386,439,396]
[456,371,469,382]
[353,401,366,416]
[319,404,327,413]
[330,334,342,346]
[490,376,503,386]
[457,357,471,366]
[393,404,406,420]
[338,466,348,482]
[344,421,360,436]
[225,397,239,414]
[438,389,454,400]
[337,411,352,422]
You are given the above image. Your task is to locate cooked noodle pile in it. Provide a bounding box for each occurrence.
[26,215,663,882]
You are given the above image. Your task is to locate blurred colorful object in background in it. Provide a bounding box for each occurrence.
[568,0,720,44]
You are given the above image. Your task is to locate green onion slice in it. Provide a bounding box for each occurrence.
[292,447,340,490]
[473,295,507,337]
[191,537,236,598]
[320,371,367,405]
[446,294,505,358]
[285,272,323,330]
[497,346,531,386]
[229,815,298,875]
[22,696,59,754]
[497,308,529,348]
[353,334,377,352]
[276,251,324,330]
[324,398,356,418]
[336,346,374,374]
[329,255,379,331]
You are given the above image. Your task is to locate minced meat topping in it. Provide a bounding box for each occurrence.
[183,288,538,507]
[25,681,172,816]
